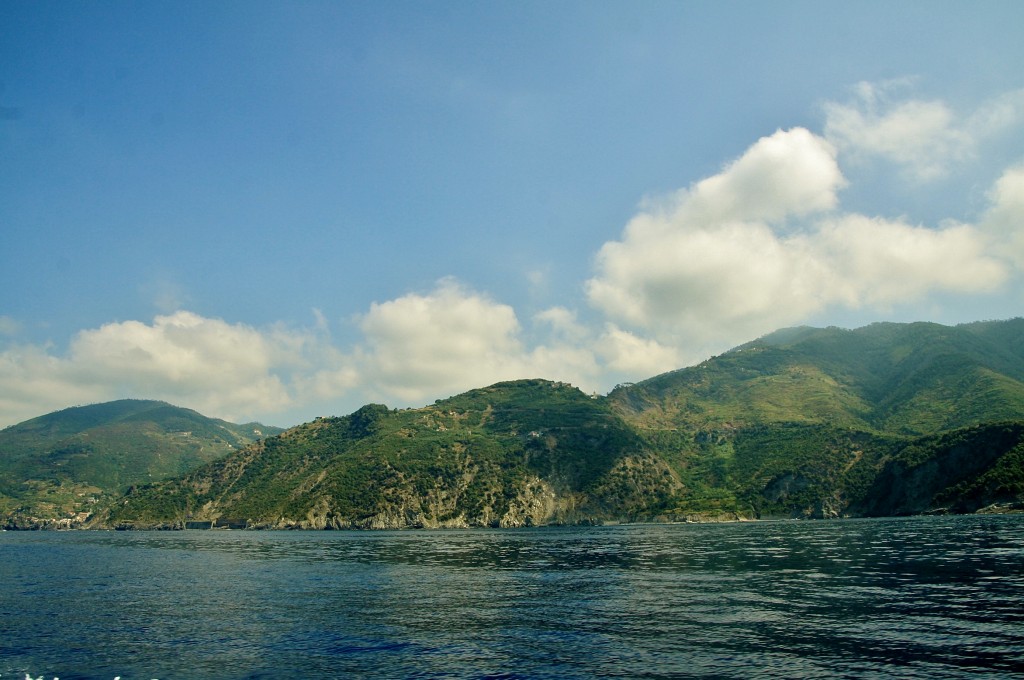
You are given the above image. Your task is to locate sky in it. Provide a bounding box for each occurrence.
[2,1,1024,429]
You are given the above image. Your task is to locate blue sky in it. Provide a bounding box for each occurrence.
[2,1,1023,428]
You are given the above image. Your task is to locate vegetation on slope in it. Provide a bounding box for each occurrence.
[105,380,682,529]
[12,319,1024,529]
[609,319,1024,518]
[0,400,282,526]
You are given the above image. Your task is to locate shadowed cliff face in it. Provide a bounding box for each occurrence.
[849,424,1024,516]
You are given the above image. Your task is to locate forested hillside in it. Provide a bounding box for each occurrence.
[604,319,1024,519]
[100,320,1024,529]
[6,320,1023,530]
[0,400,282,528]
[104,381,679,529]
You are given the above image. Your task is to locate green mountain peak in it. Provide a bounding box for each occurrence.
[6,319,1024,529]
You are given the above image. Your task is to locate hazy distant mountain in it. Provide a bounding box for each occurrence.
[0,399,283,528]
[101,319,1024,529]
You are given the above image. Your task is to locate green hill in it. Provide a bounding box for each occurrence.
[607,319,1024,518]
[20,318,1024,529]
[613,320,1024,434]
[0,399,282,527]
[104,380,681,529]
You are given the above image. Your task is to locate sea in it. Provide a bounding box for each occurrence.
[2,515,1022,679]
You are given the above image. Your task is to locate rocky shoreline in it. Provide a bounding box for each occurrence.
[7,502,1023,531]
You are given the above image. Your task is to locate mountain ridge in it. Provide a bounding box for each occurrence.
[98,319,1024,529]
[5,318,1024,529]
[0,399,283,528]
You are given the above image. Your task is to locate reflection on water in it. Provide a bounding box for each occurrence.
[2,516,1023,679]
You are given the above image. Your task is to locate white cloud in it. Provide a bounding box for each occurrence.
[967,89,1024,140]
[534,306,589,342]
[596,325,683,377]
[811,215,1006,307]
[0,291,608,427]
[588,219,823,348]
[525,267,551,297]
[823,81,1024,182]
[663,127,845,226]
[586,125,1010,355]
[529,308,682,387]
[139,277,191,314]
[4,86,1023,430]
[525,307,603,389]
[0,311,342,427]
[355,279,531,403]
[354,281,620,404]
[587,128,846,349]
[66,312,293,416]
[521,343,602,394]
[981,164,1024,268]
[0,343,107,427]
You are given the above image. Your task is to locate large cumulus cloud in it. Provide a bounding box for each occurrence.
[0,283,609,427]
[354,279,530,402]
[3,83,1023,428]
[0,312,331,426]
[354,279,617,404]
[585,126,1009,354]
[982,165,1024,269]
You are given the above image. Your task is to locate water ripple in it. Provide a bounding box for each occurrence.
[2,515,1023,678]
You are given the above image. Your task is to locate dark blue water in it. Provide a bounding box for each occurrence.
[2,515,1023,679]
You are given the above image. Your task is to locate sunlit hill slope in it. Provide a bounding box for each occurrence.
[0,399,282,527]
[99,319,1024,529]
